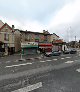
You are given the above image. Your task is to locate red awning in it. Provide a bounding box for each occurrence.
[39,43,52,48]
[39,44,52,46]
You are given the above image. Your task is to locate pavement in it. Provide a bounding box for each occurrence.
[0,53,42,62]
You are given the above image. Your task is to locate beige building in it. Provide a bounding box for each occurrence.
[0,23,21,55]
[14,29,21,52]
[50,33,59,42]
[19,30,52,54]
[20,30,52,43]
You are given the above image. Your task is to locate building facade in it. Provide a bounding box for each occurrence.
[19,30,52,54]
[0,23,21,55]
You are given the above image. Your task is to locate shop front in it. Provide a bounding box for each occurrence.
[52,39,66,51]
[39,43,52,53]
[21,42,38,55]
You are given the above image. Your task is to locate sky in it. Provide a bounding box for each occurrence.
[0,0,80,41]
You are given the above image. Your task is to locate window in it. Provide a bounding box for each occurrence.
[4,33,9,41]
[44,35,47,41]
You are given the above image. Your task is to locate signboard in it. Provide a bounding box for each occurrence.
[21,42,38,48]
[39,43,52,48]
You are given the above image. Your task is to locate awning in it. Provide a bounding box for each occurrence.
[39,46,52,48]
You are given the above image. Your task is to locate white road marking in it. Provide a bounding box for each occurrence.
[75,60,78,61]
[76,68,80,72]
[40,61,46,62]
[53,59,57,61]
[66,57,71,59]
[5,62,32,68]
[6,61,11,63]
[46,60,52,61]
[12,82,42,92]
[65,61,74,63]
[61,58,65,60]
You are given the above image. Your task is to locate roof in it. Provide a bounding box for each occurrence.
[0,23,13,32]
[53,33,60,38]
[0,20,4,28]
[53,39,63,43]
[19,30,52,35]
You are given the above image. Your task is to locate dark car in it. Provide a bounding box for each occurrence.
[52,51,61,56]
[70,48,77,54]
[63,50,70,54]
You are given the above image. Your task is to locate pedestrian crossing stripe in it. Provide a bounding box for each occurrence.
[12,82,42,92]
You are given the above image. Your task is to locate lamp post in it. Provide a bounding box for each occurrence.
[75,36,76,49]
[20,33,25,61]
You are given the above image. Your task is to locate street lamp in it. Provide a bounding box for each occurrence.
[20,33,25,61]
[75,36,76,49]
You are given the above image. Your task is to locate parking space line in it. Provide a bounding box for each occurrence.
[66,57,71,59]
[61,58,65,60]
[53,59,57,61]
[46,60,52,61]
[40,61,46,62]
[65,61,74,63]
[5,62,32,68]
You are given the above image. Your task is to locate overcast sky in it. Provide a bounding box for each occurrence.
[0,0,80,41]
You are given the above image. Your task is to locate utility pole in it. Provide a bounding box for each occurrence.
[75,36,76,48]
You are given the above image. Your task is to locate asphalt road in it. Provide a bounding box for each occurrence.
[0,52,80,76]
[0,50,80,91]
[30,64,80,92]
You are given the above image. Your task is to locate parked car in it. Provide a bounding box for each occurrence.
[70,48,77,54]
[52,51,61,56]
[63,50,70,54]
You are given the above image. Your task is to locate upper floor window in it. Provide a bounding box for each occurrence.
[44,35,47,41]
[4,33,9,41]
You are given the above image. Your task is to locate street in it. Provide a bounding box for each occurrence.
[0,50,80,92]
[30,64,80,92]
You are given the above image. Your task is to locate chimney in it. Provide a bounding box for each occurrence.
[43,30,45,33]
[12,25,15,32]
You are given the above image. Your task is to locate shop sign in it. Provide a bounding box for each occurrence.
[21,42,38,48]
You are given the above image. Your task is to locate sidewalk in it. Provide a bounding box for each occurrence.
[0,53,42,62]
